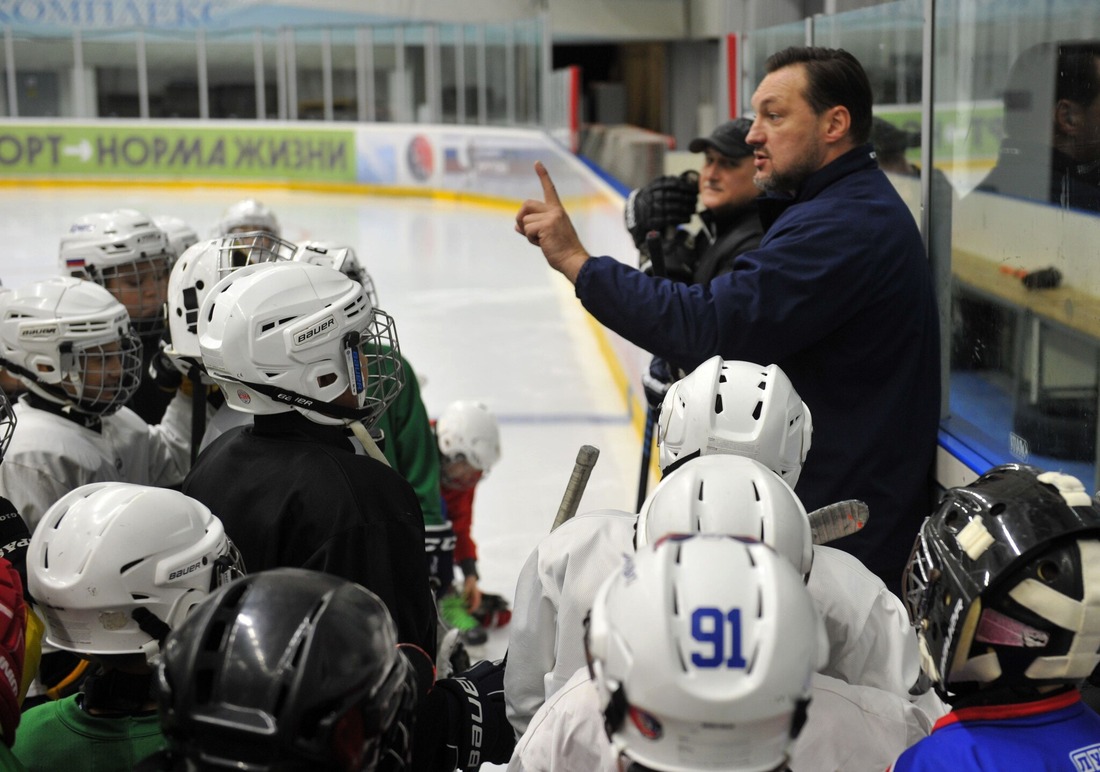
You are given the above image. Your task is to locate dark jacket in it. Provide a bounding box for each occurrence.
[183,411,437,654]
[691,202,764,283]
[577,145,941,586]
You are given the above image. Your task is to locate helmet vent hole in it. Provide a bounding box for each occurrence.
[757,380,766,390]
[714,394,724,414]
[990,503,1006,517]
[695,481,705,502]
[317,373,337,388]
[943,509,961,531]
[718,373,727,383]
[120,558,143,574]
[752,401,763,420]
[752,481,761,502]
[1037,560,1061,583]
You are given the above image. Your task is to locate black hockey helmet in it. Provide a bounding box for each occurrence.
[155,567,418,771]
[903,463,1100,700]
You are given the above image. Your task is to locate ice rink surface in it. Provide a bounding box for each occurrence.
[0,183,643,683]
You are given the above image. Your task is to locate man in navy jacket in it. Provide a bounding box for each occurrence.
[515,46,940,596]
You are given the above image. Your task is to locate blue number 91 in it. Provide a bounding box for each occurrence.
[690,607,747,668]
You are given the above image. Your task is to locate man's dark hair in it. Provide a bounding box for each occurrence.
[765,46,873,146]
[1003,40,1100,140]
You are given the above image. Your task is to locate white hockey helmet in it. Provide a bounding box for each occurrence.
[58,208,173,335]
[585,534,823,772]
[436,400,501,472]
[27,481,244,663]
[658,357,812,488]
[153,215,200,260]
[164,234,297,375]
[293,240,379,308]
[215,198,280,237]
[0,277,142,417]
[199,261,404,428]
[636,455,813,578]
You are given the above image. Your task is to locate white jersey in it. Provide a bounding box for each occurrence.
[504,513,925,737]
[504,509,637,736]
[809,544,921,695]
[508,666,947,772]
[0,392,196,531]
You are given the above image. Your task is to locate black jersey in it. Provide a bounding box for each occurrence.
[183,411,436,654]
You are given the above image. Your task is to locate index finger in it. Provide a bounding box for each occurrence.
[535,161,561,206]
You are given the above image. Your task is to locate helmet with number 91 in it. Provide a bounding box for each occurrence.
[27,482,244,664]
[636,455,813,578]
[156,567,419,772]
[199,261,404,429]
[436,400,501,472]
[903,463,1100,701]
[164,234,297,375]
[585,534,824,772]
[658,357,811,488]
[58,208,173,335]
[294,241,379,308]
[0,277,142,417]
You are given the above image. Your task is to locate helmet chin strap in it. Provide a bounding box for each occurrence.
[235,378,372,422]
[349,421,391,467]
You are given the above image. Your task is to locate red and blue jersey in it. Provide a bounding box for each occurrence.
[888,689,1100,771]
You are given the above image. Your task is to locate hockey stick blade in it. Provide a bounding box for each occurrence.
[808,499,869,545]
[552,444,600,532]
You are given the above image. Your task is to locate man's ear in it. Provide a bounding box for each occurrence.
[1056,98,1081,136]
[821,105,852,145]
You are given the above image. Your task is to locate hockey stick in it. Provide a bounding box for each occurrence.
[807,499,869,545]
[636,230,667,510]
[552,444,600,531]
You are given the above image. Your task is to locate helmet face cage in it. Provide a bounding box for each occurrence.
[0,386,15,462]
[584,534,820,772]
[67,331,144,416]
[902,464,1100,697]
[357,309,406,429]
[157,567,415,772]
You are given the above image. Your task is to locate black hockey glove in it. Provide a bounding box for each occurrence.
[411,658,513,772]
[424,523,457,596]
[624,170,699,248]
[148,339,184,393]
[638,228,696,283]
[641,356,678,413]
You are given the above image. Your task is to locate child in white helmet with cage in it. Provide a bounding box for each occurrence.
[12,482,243,770]
[58,209,179,424]
[0,277,200,531]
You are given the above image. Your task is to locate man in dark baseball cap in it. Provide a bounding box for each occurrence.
[620,116,766,427]
[688,117,755,160]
